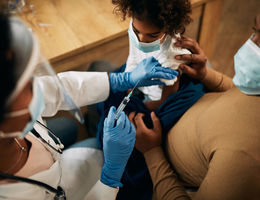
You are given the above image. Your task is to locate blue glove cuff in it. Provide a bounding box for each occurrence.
[109,72,134,93]
[101,166,123,188]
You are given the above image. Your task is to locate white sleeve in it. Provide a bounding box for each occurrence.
[38,71,110,117]
[84,180,119,200]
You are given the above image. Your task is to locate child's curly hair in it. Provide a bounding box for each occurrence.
[112,0,192,36]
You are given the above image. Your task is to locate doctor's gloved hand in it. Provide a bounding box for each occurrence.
[109,57,178,93]
[130,56,179,87]
[101,106,136,188]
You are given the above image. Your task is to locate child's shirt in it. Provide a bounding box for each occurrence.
[125,26,190,101]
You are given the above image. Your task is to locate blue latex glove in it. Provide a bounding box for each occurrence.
[109,57,178,93]
[100,106,136,187]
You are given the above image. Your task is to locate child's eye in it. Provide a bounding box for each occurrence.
[133,27,139,34]
[149,34,160,38]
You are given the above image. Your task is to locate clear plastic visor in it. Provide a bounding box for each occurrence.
[6,35,84,124]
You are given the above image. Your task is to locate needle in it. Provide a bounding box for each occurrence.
[114,80,140,121]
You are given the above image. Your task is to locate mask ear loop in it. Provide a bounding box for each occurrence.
[250,33,255,40]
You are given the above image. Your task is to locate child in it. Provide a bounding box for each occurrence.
[126,20,191,111]
[119,0,193,111]
[96,0,205,199]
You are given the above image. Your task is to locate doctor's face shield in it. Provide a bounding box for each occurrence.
[0,17,84,138]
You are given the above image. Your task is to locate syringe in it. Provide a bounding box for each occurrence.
[114,80,140,121]
[114,91,132,121]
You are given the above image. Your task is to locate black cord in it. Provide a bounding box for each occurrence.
[31,127,62,154]
[0,172,65,198]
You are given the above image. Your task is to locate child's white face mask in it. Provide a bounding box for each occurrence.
[128,21,164,53]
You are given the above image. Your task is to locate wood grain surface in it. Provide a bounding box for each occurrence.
[19,0,129,61]
[19,0,222,72]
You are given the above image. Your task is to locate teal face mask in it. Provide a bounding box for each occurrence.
[233,37,260,95]
[20,81,45,138]
[0,81,45,139]
[128,21,163,53]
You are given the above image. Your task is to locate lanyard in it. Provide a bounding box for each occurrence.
[31,120,64,154]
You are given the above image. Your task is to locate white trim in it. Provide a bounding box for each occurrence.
[0,131,21,138]
[5,108,29,118]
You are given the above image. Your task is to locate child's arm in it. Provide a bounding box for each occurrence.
[144,78,180,111]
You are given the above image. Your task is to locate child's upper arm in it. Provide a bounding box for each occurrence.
[161,79,180,102]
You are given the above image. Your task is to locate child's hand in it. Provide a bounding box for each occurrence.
[129,112,162,153]
[174,35,208,81]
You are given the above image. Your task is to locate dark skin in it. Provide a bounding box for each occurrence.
[131,17,181,111]
[175,14,260,81]
[252,14,260,46]
[132,13,260,154]
[129,111,162,153]
[175,35,208,81]
[0,82,32,177]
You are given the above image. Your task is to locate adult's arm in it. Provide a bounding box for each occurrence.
[38,71,110,117]
[174,36,234,92]
[130,112,190,199]
[144,147,191,200]
[145,147,260,200]
[131,112,259,200]
[39,61,177,117]
[200,67,234,92]
[85,107,136,199]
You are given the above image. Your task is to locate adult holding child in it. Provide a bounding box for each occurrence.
[131,14,260,200]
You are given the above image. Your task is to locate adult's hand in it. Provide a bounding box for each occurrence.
[109,57,178,93]
[129,112,162,153]
[101,106,136,187]
[174,35,208,81]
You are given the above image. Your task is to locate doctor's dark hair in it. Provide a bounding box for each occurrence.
[0,15,16,122]
[112,0,192,35]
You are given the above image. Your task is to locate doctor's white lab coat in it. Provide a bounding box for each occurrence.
[0,71,119,200]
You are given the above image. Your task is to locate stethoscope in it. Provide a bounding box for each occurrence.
[0,172,66,200]
[0,120,66,199]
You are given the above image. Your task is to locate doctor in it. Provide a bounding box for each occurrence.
[0,16,178,199]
